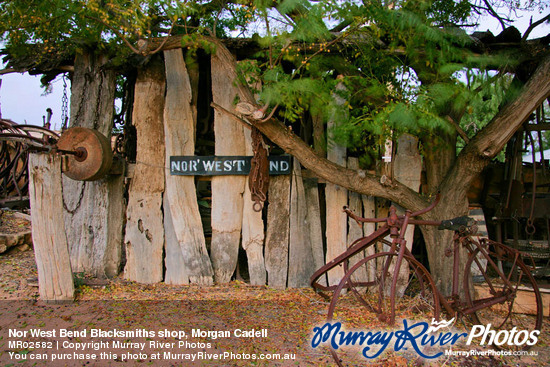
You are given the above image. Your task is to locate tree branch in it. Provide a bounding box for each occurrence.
[442,54,550,193]
[209,37,430,212]
[522,13,550,41]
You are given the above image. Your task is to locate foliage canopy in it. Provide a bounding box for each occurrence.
[1,0,549,164]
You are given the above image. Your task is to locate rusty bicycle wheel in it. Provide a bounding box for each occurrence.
[464,239,543,350]
[326,252,440,366]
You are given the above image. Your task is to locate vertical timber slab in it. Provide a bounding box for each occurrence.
[211,49,246,284]
[163,49,213,285]
[63,51,123,278]
[288,158,316,287]
[393,133,422,296]
[123,57,166,284]
[242,128,266,286]
[308,114,326,286]
[304,178,325,286]
[325,121,348,287]
[265,175,291,288]
[362,194,376,281]
[163,195,189,284]
[347,158,368,283]
[29,153,75,302]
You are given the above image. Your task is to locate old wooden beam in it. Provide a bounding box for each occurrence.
[163,49,214,285]
[123,57,166,283]
[29,153,75,303]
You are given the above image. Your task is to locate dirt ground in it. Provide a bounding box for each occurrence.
[0,245,548,367]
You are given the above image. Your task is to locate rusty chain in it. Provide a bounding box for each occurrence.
[61,69,103,214]
[249,126,269,212]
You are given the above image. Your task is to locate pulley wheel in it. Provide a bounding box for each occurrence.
[57,127,113,181]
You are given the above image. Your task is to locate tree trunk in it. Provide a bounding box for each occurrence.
[123,57,166,283]
[63,51,123,278]
[288,158,316,287]
[265,175,291,288]
[210,48,246,284]
[163,49,213,285]
[29,153,75,302]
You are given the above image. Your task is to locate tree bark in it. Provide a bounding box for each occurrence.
[63,51,123,278]
[210,48,246,284]
[163,49,213,285]
[424,55,550,294]
[123,57,166,283]
[29,153,75,302]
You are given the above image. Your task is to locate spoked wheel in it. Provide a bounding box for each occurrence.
[464,240,543,349]
[325,252,440,366]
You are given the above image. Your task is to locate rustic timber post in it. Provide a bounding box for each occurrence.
[325,83,348,287]
[362,194,377,281]
[347,157,368,283]
[242,128,267,286]
[123,57,166,283]
[306,114,326,286]
[392,133,422,295]
[288,158,316,287]
[210,48,246,283]
[63,51,123,278]
[304,178,325,285]
[29,153,75,302]
[265,175,291,288]
[163,49,213,285]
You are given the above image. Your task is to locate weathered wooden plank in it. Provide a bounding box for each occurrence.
[123,57,166,284]
[242,128,266,286]
[210,48,246,284]
[163,195,189,284]
[163,49,213,285]
[304,178,325,286]
[347,158,367,283]
[325,117,348,286]
[288,158,316,287]
[362,194,377,281]
[392,133,422,296]
[265,175,291,288]
[307,113,327,286]
[63,52,123,278]
[29,153,75,302]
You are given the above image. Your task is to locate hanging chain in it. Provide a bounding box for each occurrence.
[62,179,86,215]
[249,126,270,212]
[61,74,69,131]
[61,68,103,215]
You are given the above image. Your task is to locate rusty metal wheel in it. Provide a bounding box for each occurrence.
[325,252,440,366]
[464,240,543,350]
[57,127,113,181]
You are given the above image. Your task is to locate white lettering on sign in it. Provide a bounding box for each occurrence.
[170,156,291,176]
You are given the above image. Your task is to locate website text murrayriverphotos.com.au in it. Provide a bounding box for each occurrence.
[6,327,296,363]
[310,318,540,360]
